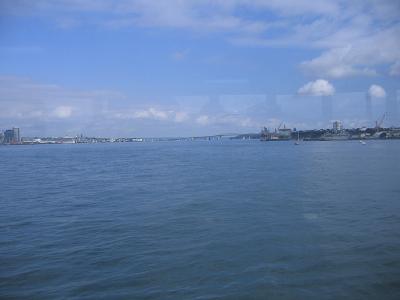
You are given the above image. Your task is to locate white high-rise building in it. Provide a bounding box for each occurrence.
[13,127,20,143]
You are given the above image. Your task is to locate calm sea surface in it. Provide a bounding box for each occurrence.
[1,140,400,299]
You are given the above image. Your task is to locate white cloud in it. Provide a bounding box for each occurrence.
[301,47,378,79]
[368,84,386,98]
[53,106,73,118]
[298,79,335,96]
[101,1,269,34]
[300,25,400,78]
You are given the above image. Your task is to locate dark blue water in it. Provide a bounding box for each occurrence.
[1,140,400,299]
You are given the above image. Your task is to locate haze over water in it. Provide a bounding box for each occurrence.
[1,140,400,299]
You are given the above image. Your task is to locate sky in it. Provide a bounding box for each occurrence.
[0,0,400,137]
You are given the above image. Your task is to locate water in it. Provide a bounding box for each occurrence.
[1,140,400,299]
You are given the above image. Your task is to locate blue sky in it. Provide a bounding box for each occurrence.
[1,0,399,137]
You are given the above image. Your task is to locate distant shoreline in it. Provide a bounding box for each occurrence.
[2,137,400,146]
[2,125,400,145]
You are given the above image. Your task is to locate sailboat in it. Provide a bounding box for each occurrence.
[294,131,300,145]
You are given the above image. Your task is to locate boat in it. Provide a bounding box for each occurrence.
[359,140,366,145]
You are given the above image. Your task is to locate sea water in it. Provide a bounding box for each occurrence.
[1,140,400,299]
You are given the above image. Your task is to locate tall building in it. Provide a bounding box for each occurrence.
[13,127,20,143]
[333,121,343,132]
[4,129,14,144]
[2,127,21,144]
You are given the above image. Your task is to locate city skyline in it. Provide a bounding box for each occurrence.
[1,1,400,136]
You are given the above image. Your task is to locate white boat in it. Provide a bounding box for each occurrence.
[359,140,366,145]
